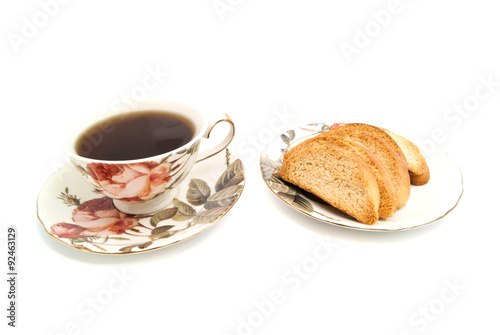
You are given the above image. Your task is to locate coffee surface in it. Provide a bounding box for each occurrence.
[76,111,195,160]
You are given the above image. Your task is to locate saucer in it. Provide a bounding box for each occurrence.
[38,148,245,254]
[260,123,463,231]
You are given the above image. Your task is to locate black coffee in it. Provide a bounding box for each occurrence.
[76,111,195,160]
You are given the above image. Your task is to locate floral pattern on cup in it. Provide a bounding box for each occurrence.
[70,142,200,207]
[86,161,172,202]
[50,197,139,239]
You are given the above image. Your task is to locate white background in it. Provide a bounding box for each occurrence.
[1,0,500,334]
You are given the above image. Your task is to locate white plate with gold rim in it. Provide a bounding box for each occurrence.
[260,123,463,231]
[38,148,244,254]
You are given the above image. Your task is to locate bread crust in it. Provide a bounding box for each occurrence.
[328,123,408,168]
[382,129,430,185]
[324,129,410,208]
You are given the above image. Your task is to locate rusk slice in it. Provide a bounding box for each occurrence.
[324,129,411,208]
[279,144,380,225]
[282,135,397,218]
[329,123,408,168]
[383,129,430,185]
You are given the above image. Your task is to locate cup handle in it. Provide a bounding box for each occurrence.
[196,113,235,163]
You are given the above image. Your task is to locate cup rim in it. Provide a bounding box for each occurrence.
[66,99,208,165]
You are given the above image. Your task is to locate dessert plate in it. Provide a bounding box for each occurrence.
[38,148,245,254]
[260,123,463,231]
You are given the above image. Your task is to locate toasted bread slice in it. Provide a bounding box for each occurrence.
[327,123,408,168]
[279,144,380,225]
[324,129,410,208]
[282,135,396,218]
[383,129,430,185]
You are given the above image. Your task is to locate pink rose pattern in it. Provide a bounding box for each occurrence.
[50,223,86,239]
[50,197,138,238]
[86,161,172,202]
[330,122,346,130]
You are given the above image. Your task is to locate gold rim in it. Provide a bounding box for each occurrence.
[260,128,465,232]
[37,160,245,255]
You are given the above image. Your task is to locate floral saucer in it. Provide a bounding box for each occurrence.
[38,149,245,254]
[260,123,463,231]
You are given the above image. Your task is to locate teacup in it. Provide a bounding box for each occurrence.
[66,99,235,215]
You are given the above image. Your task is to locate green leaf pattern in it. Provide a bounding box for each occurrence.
[57,155,245,253]
[193,207,229,224]
[150,208,178,227]
[204,185,244,209]
[186,179,211,206]
[215,160,245,192]
[115,159,244,252]
[172,198,197,221]
[120,159,243,252]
